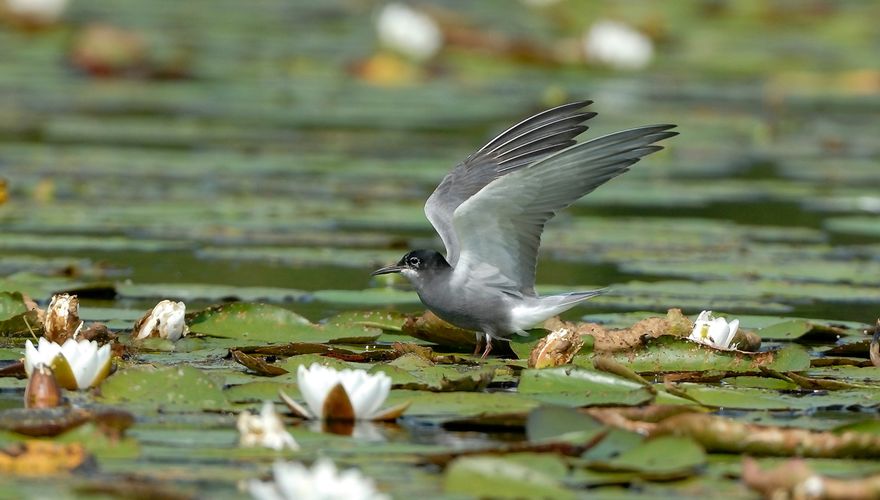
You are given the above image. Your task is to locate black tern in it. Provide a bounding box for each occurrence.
[373,101,677,358]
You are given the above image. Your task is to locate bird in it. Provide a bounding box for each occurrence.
[372,100,677,358]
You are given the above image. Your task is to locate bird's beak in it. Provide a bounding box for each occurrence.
[371,264,404,276]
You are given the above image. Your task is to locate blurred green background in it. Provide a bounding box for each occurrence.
[2,0,879,322]
[1,1,880,498]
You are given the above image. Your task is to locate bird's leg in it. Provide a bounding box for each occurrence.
[480,332,493,359]
[472,332,482,356]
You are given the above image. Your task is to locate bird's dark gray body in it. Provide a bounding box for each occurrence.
[373,101,677,357]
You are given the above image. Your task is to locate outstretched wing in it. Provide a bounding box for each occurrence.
[450,124,678,296]
[425,101,597,265]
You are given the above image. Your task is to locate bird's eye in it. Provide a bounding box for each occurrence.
[408,256,421,267]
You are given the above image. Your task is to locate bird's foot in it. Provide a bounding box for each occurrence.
[480,341,493,359]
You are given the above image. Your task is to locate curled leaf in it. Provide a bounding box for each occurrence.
[529,328,584,368]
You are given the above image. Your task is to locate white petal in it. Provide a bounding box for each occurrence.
[296,364,336,420]
[344,371,391,420]
[720,319,740,349]
[25,338,63,376]
[24,339,37,376]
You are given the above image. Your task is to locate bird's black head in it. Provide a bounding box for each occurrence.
[371,249,450,276]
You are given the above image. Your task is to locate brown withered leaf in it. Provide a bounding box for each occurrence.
[324,348,399,363]
[545,308,694,353]
[0,407,134,438]
[78,322,115,344]
[0,441,94,476]
[77,478,195,500]
[230,350,288,376]
[423,434,607,468]
[278,389,312,419]
[236,342,351,357]
[0,360,26,379]
[590,410,880,458]
[403,311,475,349]
[742,456,880,500]
[370,401,410,421]
[392,342,477,365]
[592,356,655,391]
[781,369,861,390]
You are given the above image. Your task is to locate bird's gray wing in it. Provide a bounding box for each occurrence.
[425,101,597,265]
[450,124,678,296]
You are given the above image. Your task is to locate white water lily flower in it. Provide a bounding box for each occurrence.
[24,337,112,390]
[688,310,740,350]
[133,300,188,341]
[376,3,443,61]
[237,401,299,451]
[249,458,389,500]
[583,20,653,70]
[295,364,394,421]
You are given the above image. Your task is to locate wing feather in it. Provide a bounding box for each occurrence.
[424,101,596,265]
[451,124,678,296]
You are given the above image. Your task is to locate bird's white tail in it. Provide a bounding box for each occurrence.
[509,289,606,332]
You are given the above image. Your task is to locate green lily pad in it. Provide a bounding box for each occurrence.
[758,319,851,341]
[518,367,654,407]
[590,435,706,478]
[444,455,575,500]
[187,302,380,344]
[525,406,606,443]
[606,337,811,373]
[0,292,27,322]
[388,390,539,417]
[98,365,228,412]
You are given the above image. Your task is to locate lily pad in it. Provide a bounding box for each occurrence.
[187,302,380,344]
[525,406,606,443]
[98,365,228,412]
[444,455,574,500]
[518,367,655,407]
[590,435,706,479]
[605,337,811,373]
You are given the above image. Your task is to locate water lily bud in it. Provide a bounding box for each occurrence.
[583,20,653,70]
[133,300,188,341]
[24,364,62,409]
[376,3,443,61]
[44,293,81,343]
[529,328,585,368]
